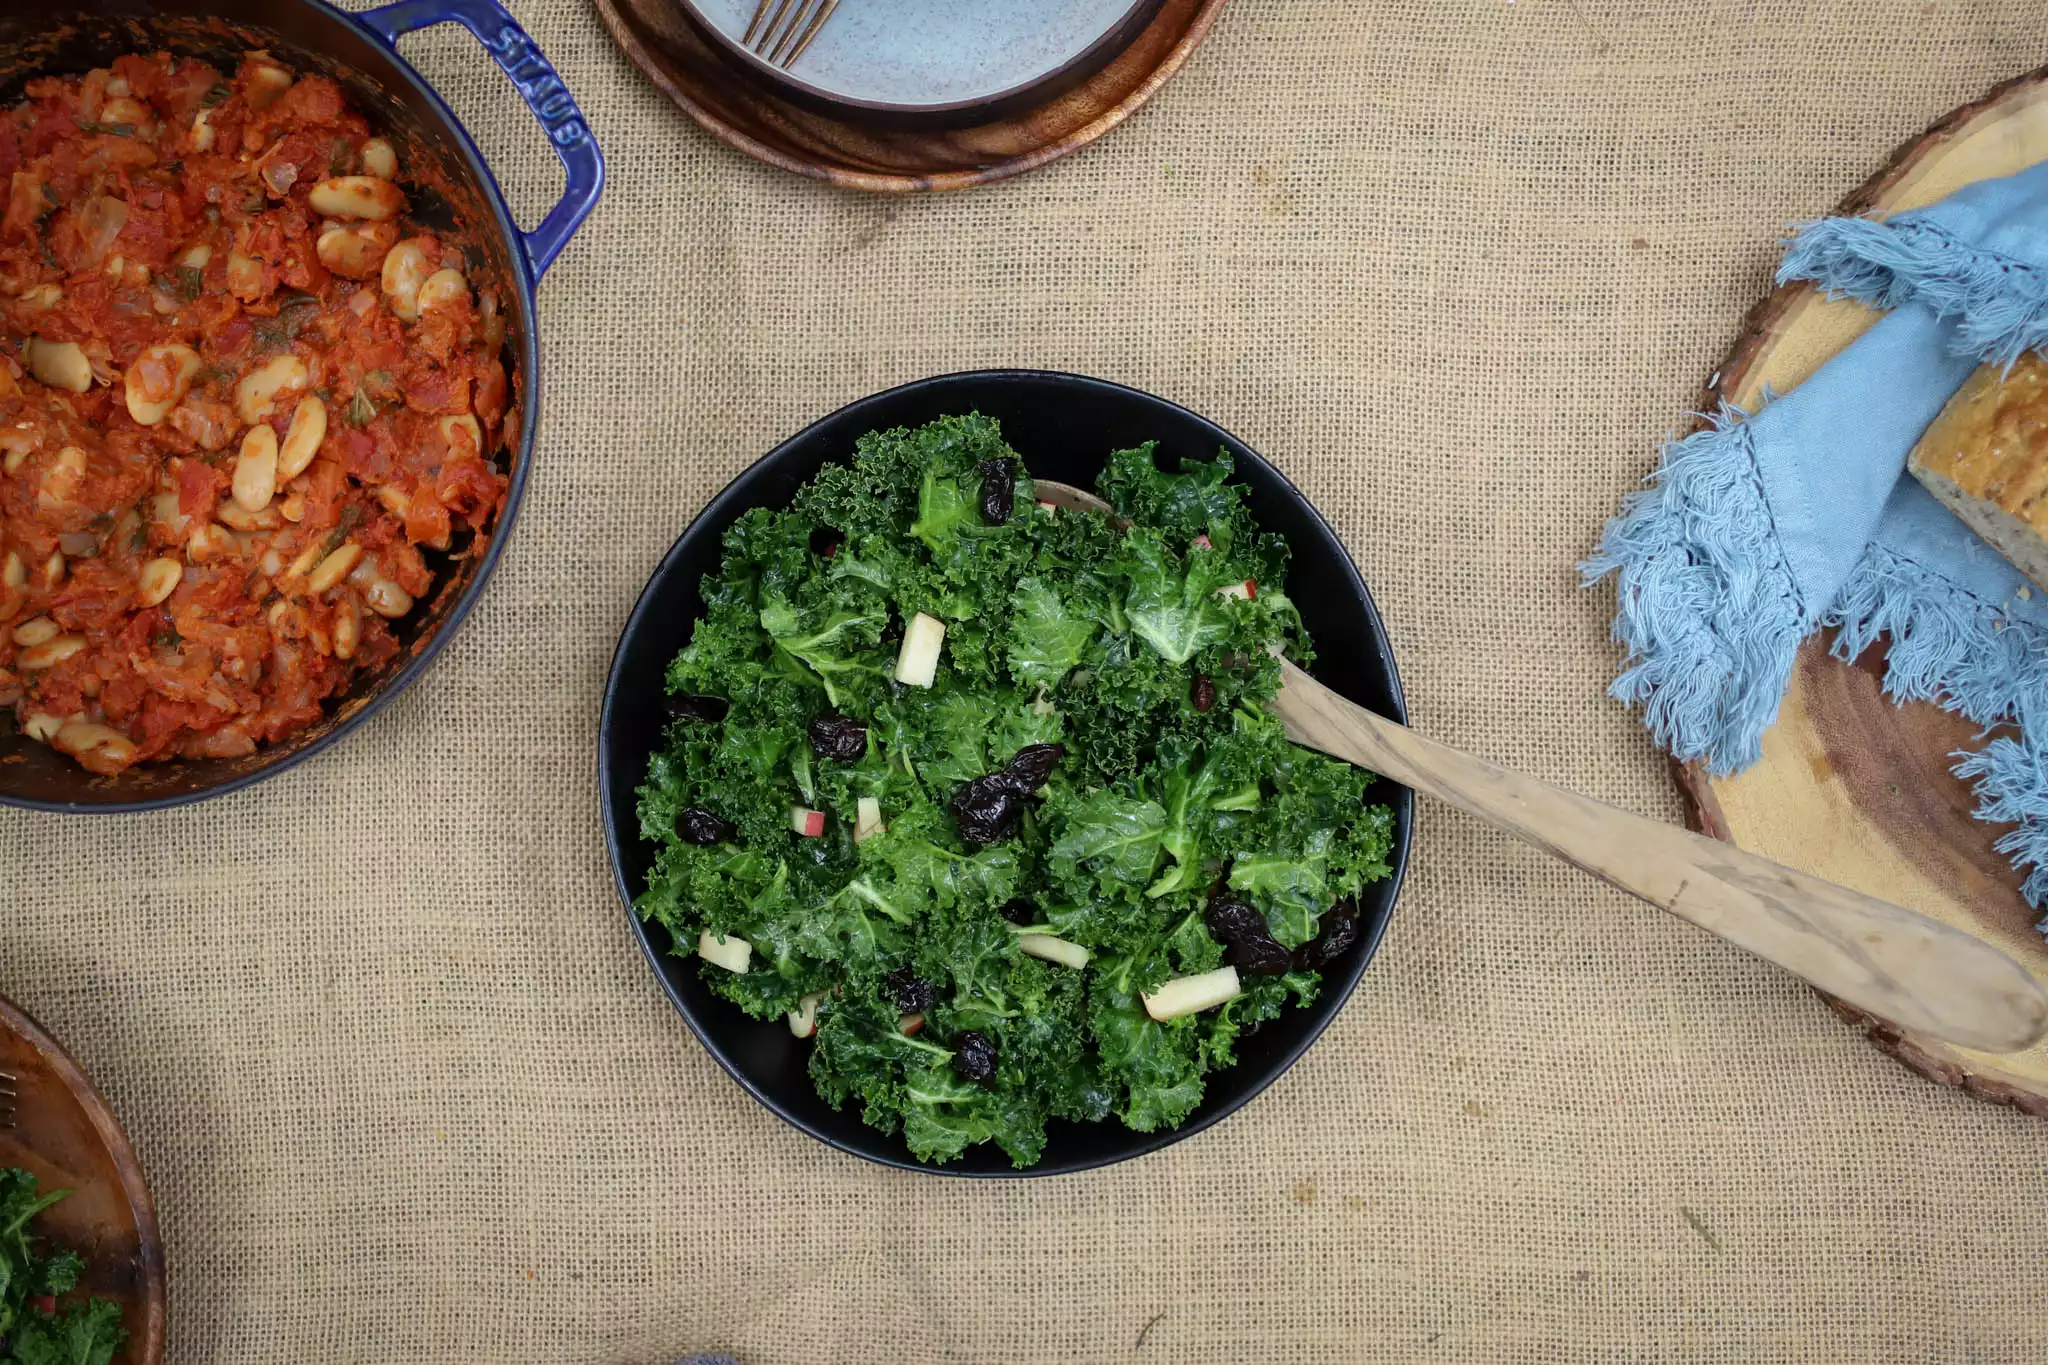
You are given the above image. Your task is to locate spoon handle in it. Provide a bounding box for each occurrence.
[1273,660,2048,1053]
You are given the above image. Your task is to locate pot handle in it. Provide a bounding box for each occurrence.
[355,0,604,280]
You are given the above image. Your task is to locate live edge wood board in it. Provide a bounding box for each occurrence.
[1681,64,2048,1116]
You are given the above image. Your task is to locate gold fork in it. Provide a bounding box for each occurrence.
[743,0,842,68]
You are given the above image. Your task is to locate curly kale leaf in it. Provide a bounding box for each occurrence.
[0,1169,128,1365]
[1005,577,1098,690]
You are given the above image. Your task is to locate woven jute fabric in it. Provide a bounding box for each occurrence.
[7,1,2048,1360]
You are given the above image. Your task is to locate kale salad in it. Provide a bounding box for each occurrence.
[635,415,1394,1167]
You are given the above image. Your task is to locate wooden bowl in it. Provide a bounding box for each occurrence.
[0,998,166,1363]
[595,0,1228,191]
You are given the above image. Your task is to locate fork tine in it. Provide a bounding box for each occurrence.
[783,0,840,66]
[768,0,822,65]
[741,0,778,44]
[751,0,801,54]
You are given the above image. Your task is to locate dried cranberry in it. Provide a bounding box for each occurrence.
[1205,894,1291,975]
[663,694,729,723]
[951,775,1023,846]
[1296,899,1361,971]
[675,807,735,845]
[978,458,1017,525]
[809,525,841,557]
[1191,674,1217,713]
[951,1029,998,1086]
[884,966,938,1013]
[997,897,1036,925]
[1001,742,1063,791]
[808,714,869,761]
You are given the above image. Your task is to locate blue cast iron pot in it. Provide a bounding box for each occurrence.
[0,0,603,811]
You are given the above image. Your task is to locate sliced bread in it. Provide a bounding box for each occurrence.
[1908,353,2048,591]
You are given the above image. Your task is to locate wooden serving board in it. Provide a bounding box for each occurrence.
[1681,65,2048,1116]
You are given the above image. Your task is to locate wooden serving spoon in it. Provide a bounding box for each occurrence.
[1031,479,2048,1054]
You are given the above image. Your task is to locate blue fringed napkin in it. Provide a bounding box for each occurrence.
[1586,158,2048,930]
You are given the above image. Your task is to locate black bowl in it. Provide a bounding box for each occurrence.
[599,370,1412,1176]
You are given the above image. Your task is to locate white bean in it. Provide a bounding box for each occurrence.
[38,551,63,589]
[314,223,394,280]
[332,591,361,660]
[188,108,215,153]
[178,242,211,269]
[234,354,309,425]
[417,268,468,314]
[282,542,322,582]
[363,577,413,619]
[380,237,433,321]
[137,557,183,606]
[27,339,92,392]
[308,542,362,594]
[18,634,85,669]
[232,424,278,511]
[359,138,397,179]
[22,712,66,743]
[277,395,326,480]
[11,616,58,647]
[245,61,294,110]
[308,176,404,221]
[123,342,201,426]
[185,523,234,563]
[53,720,137,775]
[225,249,266,301]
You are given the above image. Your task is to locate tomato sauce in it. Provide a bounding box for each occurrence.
[0,51,507,775]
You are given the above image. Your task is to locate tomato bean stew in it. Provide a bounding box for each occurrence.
[0,50,509,776]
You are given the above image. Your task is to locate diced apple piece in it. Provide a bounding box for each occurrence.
[697,931,752,974]
[1190,534,1212,551]
[790,806,826,837]
[1035,499,1058,515]
[1142,966,1241,1020]
[854,795,885,843]
[1016,933,1091,970]
[1216,579,1257,602]
[898,1012,926,1036]
[787,989,828,1038]
[894,611,946,687]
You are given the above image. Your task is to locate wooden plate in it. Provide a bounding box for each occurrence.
[594,0,1227,192]
[1680,64,2048,1117]
[0,998,166,1363]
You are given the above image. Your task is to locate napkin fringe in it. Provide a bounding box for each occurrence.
[1582,406,1808,774]
[1779,216,2048,368]
[1836,545,2048,925]
[1955,740,2048,922]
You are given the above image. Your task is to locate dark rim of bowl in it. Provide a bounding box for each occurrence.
[0,3,543,814]
[676,0,1166,121]
[599,369,1411,1176]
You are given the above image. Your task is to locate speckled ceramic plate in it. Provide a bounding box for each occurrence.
[683,0,1166,122]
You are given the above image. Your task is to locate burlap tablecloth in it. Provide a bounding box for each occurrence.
[7,1,2048,1359]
